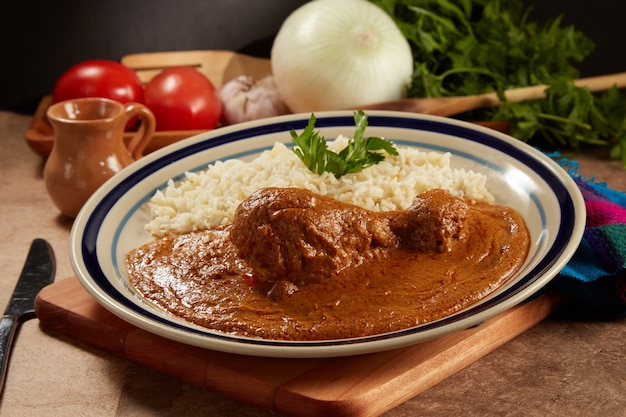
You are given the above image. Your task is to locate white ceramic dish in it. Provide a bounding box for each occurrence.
[70,111,585,358]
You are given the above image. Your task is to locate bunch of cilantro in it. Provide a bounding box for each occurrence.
[369,0,626,166]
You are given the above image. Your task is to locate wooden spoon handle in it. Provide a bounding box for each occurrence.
[500,71,626,105]
[573,71,626,91]
[360,72,626,116]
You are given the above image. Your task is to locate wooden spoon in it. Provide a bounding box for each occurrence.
[359,72,626,116]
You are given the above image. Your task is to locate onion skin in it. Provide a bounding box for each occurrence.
[271,0,413,113]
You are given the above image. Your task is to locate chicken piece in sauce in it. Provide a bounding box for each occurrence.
[231,187,471,287]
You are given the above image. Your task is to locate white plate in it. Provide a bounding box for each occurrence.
[70,111,585,358]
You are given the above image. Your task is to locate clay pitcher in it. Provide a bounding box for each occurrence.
[44,97,156,218]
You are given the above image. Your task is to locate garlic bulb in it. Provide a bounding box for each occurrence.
[271,0,414,113]
[219,75,290,125]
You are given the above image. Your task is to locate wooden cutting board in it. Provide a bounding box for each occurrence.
[34,276,560,417]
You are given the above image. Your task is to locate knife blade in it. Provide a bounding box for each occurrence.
[0,238,56,395]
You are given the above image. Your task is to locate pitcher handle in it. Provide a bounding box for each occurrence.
[123,102,156,160]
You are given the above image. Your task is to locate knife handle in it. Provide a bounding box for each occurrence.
[0,315,19,395]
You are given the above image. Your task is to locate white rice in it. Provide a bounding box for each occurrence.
[146,136,493,237]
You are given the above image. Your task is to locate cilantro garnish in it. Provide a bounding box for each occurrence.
[291,110,398,178]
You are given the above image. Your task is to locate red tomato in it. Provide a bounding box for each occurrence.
[143,67,222,131]
[52,59,143,104]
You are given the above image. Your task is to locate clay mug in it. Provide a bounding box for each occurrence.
[44,97,156,218]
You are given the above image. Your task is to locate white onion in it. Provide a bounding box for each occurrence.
[271,0,413,113]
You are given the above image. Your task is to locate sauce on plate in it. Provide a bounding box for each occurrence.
[127,188,529,340]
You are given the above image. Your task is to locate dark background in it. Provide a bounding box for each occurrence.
[1,0,624,114]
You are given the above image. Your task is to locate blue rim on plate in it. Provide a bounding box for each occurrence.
[70,111,585,358]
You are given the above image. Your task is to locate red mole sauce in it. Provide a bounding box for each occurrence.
[127,187,529,340]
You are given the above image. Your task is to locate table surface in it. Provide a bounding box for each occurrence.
[1,110,624,417]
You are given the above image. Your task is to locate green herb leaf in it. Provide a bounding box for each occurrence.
[494,81,626,151]
[369,0,626,166]
[291,111,398,178]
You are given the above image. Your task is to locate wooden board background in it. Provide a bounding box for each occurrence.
[35,277,559,417]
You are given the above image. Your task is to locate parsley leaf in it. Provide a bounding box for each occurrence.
[494,80,626,153]
[291,111,398,178]
[369,0,626,166]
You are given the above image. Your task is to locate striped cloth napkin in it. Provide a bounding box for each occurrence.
[550,156,626,319]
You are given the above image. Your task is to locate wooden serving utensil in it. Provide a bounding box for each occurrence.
[359,72,626,117]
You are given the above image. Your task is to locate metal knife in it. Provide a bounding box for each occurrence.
[0,238,56,395]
